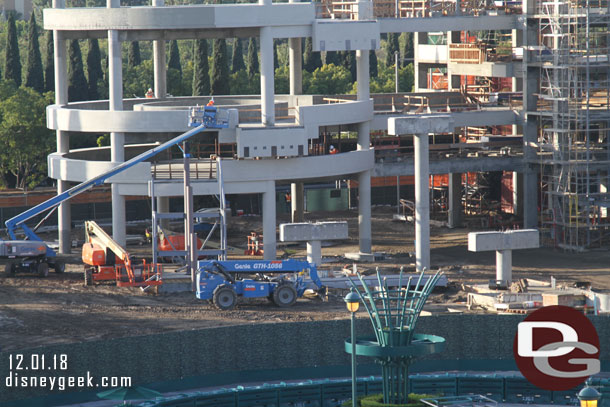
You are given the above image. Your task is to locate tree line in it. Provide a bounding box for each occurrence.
[0,9,414,189]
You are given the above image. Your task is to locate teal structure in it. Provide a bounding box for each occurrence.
[346,268,445,405]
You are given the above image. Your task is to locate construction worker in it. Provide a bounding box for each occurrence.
[145,88,154,98]
[329,145,337,155]
[207,98,215,106]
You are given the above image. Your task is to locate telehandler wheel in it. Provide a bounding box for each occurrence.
[5,262,16,276]
[38,262,49,278]
[273,282,297,307]
[53,261,65,273]
[213,284,237,310]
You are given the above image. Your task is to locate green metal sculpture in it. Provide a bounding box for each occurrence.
[346,267,445,405]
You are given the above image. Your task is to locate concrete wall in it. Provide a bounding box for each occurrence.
[1,315,608,404]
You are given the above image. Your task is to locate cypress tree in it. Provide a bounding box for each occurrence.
[25,13,44,93]
[210,38,229,96]
[401,32,414,66]
[67,39,88,102]
[246,38,258,80]
[303,37,321,72]
[385,33,400,66]
[325,51,340,66]
[192,39,210,96]
[231,38,245,73]
[128,41,141,68]
[369,50,378,78]
[343,51,356,82]
[4,13,21,86]
[168,40,182,74]
[44,30,54,92]
[86,39,103,100]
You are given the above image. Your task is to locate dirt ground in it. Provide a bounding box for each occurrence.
[1,206,609,352]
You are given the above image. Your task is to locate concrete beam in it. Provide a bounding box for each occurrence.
[468,229,539,252]
[468,229,539,285]
[388,115,454,135]
[373,156,525,177]
[379,15,517,33]
[279,222,348,242]
[43,3,316,31]
[447,62,521,78]
[375,109,519,132]
[312,20,380,52]
[279,221,348,265]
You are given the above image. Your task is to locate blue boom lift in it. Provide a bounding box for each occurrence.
[196,259,326,310]
[1,105,228,277]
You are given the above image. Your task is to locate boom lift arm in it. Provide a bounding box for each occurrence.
[4,106,231,257]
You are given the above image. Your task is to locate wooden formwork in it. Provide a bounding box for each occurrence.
[449,43,486,64]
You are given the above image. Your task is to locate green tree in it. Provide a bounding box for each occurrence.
[44,30,54,92]
[246,38,258,80]
[67,39,88,102]
[4,13,21,86]
[385,33,400,66]
[305,64,351,95]
[123,59,153,99]
[128,41,141,68]
[230,70,259,95]
[210,38,229,95]
[340,51,356,82]
[86,39,103,100]
[192,39,210,96]
[25,13,44,93]
[400,32,414,66]
[370,50,378,78]
[303,37,321,73]
[168,40,182,74]
[275,65,289,94]
[0,88,54,189]
[273,40,279,70]
[231,38,245,73]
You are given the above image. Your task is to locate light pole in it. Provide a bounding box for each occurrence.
[578,384,601,407]
[345,288,360,407]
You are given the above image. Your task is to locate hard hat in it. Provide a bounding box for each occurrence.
[148,88,153,92]
[330,145,335,149]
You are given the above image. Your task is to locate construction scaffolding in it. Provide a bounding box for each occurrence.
[535,0,610,250]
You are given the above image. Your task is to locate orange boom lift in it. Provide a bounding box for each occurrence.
[82,221,162,287]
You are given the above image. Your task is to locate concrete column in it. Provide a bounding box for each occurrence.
[414,133,430,271]
[356,48,372,255]
[447,31,461,91]
[262,181,277,260]
[306,240,321,266]
[496,250,512,284]
[53,0,71,254]
[291,182,304,223]
[521,3,539,229]
[152,0,166,98]
[448,172,462,228]
[157,196,170,229]
[513,172,524,217]
[108,0,126,246]
[288,0,302,96]
[259,0,274,126]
